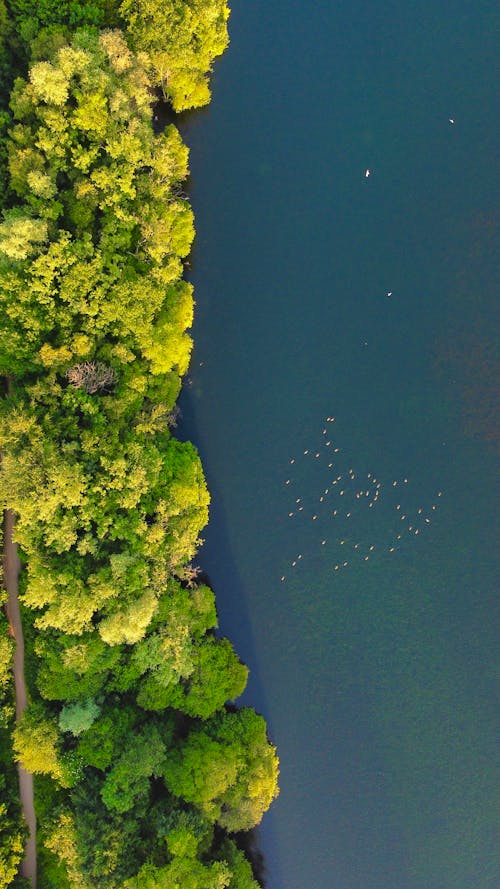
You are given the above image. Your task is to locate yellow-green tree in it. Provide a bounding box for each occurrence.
[120,0,230,110]
[163,709,279,831]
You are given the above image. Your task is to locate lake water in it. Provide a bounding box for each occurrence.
[177,2,499,887]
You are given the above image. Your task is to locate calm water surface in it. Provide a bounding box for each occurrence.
[177,2,499,887]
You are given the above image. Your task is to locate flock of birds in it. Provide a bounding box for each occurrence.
[279,417,443,582]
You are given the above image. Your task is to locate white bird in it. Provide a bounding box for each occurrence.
[449,118,455,124]
[365,169,371,178]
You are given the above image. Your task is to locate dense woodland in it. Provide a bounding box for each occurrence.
[0,2,279,886]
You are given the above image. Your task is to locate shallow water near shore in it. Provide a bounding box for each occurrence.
[177,2,499,886]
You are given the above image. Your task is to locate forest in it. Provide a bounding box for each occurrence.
[0,2,279,887]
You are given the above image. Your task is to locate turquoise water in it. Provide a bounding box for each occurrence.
[177,2,499,886]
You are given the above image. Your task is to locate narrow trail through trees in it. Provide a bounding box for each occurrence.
[3,509,37,888]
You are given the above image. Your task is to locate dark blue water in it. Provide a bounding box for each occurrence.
[177,2,499,887]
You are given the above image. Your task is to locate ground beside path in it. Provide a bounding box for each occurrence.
[3,509,37,888]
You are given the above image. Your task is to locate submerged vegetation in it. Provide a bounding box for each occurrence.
[0,3,278,887]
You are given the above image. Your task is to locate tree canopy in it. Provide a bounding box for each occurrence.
[0,5,278,888]
[119,0,230,110]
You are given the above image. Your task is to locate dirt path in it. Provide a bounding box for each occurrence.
[3,509,37,888]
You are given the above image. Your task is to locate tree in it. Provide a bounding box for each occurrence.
[59,699,100,735]
[0,768,26,889]
[100,723,166,813]
[66,361,116,394]
[0,31,196,376]
[44,781,149,889]
[0,801,25,889]
[12,704,67,784]
[35,631,121,701]
[217,839,260,889]
[163,637,248,719]
[6,0,115,50]
[163,709,279,832]
[120,0,230,110]
[0,598,13,702]
[0,210,47,260]
[122,858,231,889]
[76,705,138,771]
[0,10,277,888]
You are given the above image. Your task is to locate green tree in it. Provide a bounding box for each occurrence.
[44,781,153,888]
[76,705,138,771]
[0,596,13,708]
[122,858,231,889]
[12,704,67,784]
[217,839,260,889]
[145,637,248,719]
[6,0,115,50]
[0,31,195,375]
[0,7,277,887]
[0,210,47,260]
[35,631,122,701]
[100,723,167,813]
[120,0,230,110]
[163,709,279,832]
[0,802,25,888]
[59,698,100,735]
[0,771,26,889]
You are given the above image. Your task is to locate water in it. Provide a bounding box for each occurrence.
[176,2,499,887]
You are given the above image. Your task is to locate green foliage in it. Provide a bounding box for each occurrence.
[163,709,279,832]
[0,209,47,260]
[0,111,11,209]
[0,392,209,637]
[122,857,231,889]
[0,772,26,889]
[6,0,116,50]
[0,6,278,887]
[0,635,12,696]
[43,810,89,889]
[0,30,194,376]
[135,582,218,671]
[76,706,137,771]
[35,631,122,701]
[177,637,248,718]
[100,723,166,813]
[62,776,149,887]
[12,704,66,784]
[139,636,248,718]
[59,698,100,735]
[0,603,13,699]
[120,0,230,110]
[0,608,14,724]
[217,839,260,889]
